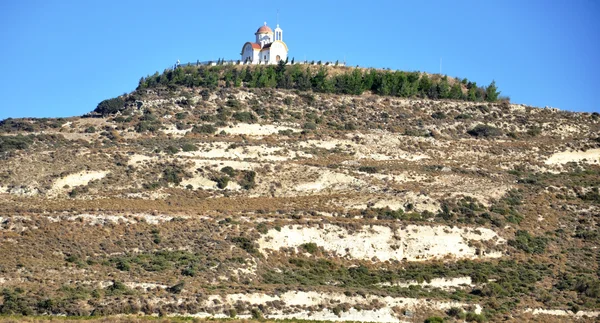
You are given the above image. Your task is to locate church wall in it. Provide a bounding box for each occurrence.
[266,42,287,64]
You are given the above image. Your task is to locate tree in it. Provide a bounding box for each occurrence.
[485,80,500,102]
[94,97,125,116]
[418,74,432,97]
[449,83,463,100]
[438,77,450,99]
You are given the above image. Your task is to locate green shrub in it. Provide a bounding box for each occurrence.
[0,118,36,132]
[0,288,33,315]
[239,170,256,190]
[192,124,216,134]
[165,145,179,154]
[181,143,197,152]
[105,280,129,296]
[231,236,258,254]
[300,242,319,254]
[167,282,185,294]
[404,128,431,137]
[303,122,317,130]
[226,99,240,108]
[447,307,463,317]
[221,166,236,177]
[256,223,268,234]
[344,122,357,130]
[465,312,486,322]
[228,309,237,318]
[94,97,125,116]
[0,135,33,152]
[163,166,184,185]
[455,113,472,119]
[358,166,378,173]
[251,308,263,320]
[509,230,547,254]
[116,259,130,271]
[467,124,502,138]
[213,176,229,189]
[135,120,161,132]
[424,317,444,323]
[527,126,542,137]
[431,112,447,119]
[232,111,256,123]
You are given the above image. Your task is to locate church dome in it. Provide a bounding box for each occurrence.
[256,25,273,34]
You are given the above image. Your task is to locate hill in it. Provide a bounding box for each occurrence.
[0,64,599,322]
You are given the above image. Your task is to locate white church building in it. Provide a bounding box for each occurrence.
[241,22,288,65]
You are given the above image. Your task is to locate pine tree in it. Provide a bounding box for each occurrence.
[485,81,500,102]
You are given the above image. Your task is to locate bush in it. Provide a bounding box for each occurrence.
[232,111,256,123]
[447,307,463,317]
[467,124,502,138]
[303,122,317,130]
[455,113,472,119]
[181,143,197,152]
[214,176,230,189]
[165,145,179,154]
[251,308,263,320]
[226,99,240,108]
[105,280,129,296]
[221,166,236,177]
[239,170,256,190]
[192,124,216,134]
[431,112,447,119]
[163,166,184,185]
[424,317,444,323]
[465,312,486,322]
[509,230,547,254]
[0,288,33,315]
[358,166,378,173]
[0,135,32,152]
[344,122,357,130]
[94,97,125,116]
[231,236,258,254]
[135,120,161,133]
[167,282,185,294]
[300,242,318,254]
[181,267,196,277]
[256,223,268,234]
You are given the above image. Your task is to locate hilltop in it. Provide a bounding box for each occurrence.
[0,64,599,323]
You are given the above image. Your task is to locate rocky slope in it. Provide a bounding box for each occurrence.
[0,66,599,322]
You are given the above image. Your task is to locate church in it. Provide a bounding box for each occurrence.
[241,22,288,65]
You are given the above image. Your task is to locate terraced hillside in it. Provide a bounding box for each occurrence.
[0,65,599,322]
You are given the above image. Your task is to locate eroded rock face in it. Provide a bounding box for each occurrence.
[258,223,504,262]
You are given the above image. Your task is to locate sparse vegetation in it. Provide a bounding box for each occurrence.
[0,64,597,322]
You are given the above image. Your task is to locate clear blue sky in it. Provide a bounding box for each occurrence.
[0,0,598,119]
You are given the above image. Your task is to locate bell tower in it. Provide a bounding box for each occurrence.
[274,24,283,42]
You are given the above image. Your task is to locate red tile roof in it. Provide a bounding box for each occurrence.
[256,25,273,34]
